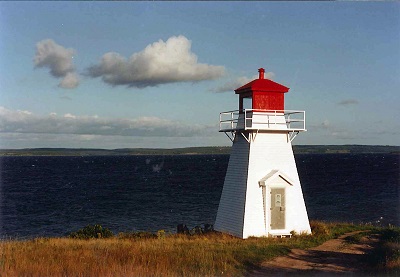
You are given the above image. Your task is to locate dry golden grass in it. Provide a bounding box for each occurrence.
[0,232,305,277]
[1,233,261,277]
[0,222,395,277]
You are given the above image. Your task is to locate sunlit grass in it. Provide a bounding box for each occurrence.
[0,221,397,277]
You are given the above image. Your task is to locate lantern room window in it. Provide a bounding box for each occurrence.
[243,97,252,110]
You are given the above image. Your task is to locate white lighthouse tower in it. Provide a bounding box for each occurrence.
[215,68,311,239]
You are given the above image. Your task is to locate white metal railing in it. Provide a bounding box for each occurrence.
[219,109,306,132]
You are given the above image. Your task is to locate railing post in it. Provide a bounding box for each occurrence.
[219,112,222,131]
[244,109,246,129]
[219,109,305,132]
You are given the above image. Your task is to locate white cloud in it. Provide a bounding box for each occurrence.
[87,35,225,88]
[34,39,79,88]
[213,71,274,93]
[59,72,79,89]
[17,110,32,115]
[64,113,77,119]
[214,76,256,93]
[0,106,213,138]
[265,72,275,80]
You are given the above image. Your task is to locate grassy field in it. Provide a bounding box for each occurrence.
[1,221,399,277]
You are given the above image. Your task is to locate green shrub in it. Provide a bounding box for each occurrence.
[157,230,166,239]
[68,224,114,239]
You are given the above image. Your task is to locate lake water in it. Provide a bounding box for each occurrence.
[0,153,398,238]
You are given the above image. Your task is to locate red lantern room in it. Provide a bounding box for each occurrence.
[235,68,289,112]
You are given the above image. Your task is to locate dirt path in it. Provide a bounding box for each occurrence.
[249,231,379,276]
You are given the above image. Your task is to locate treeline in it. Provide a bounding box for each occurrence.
[293,145,399,154]
[0,147,231,156]
[0,145,398,156]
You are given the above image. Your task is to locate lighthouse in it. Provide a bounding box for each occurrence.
[215,68,311,239]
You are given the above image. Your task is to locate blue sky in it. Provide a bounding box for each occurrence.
[0,2,399,149]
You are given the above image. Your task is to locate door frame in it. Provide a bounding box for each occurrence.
[259,170,294,235]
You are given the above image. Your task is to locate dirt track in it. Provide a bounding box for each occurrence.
[249,232,379,276]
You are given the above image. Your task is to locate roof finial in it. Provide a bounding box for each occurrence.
[258,68,265,79]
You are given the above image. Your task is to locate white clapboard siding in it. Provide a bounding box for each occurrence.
[243,131,311,238]
[214,133,250,238]
[215,126,311,238]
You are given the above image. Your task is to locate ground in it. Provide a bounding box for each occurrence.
[249,232,379,276]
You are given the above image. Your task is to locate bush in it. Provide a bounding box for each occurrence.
[157,230,166,239]
[310,221,330,236]
[177,224,214,236]
[68,224,114,239]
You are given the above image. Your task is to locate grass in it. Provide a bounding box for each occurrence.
[0,221,398,277]
[343,231,368,244]
[363,226,400,275]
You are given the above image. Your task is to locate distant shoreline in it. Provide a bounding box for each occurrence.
[0,145,398,156]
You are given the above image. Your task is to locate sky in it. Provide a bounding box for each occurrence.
[0,1,399,149]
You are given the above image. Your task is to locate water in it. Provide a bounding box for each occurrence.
[0,154,399,238]
[298,154,399,225]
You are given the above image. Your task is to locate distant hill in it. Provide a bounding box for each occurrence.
[293,145,399,154]
[0,147,231,156]
[0,145,398,156]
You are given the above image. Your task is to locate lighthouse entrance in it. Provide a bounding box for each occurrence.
[259,170,292,234]
[270,188,286,230]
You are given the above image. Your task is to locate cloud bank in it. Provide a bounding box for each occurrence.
[213,71,274,93]
[34,39,79,89]
[86,35,225,88]
[0,106,212,137]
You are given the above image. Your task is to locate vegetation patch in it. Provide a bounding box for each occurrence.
[0,221,397,276]
[364,226,400,275]
[68,224,114,239]
[344,231,369,244]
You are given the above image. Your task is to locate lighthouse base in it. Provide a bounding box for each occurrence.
[214,131,311,239]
